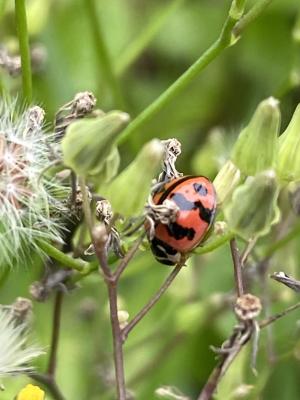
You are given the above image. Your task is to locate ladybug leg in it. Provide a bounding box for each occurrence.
[145,196,179,226]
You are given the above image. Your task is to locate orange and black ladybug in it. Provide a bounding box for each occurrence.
[148,176,217,265]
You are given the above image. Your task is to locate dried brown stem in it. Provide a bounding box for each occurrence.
[30,372,66,400]
[259,301,300,329]
[47,291,64,376]
[230,238,244,297]
[114,235,145,281]
[197,299,300,400]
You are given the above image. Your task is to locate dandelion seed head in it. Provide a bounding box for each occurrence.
[0,100,67,267]
[0,307,43,377]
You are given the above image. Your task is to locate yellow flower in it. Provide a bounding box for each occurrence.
[17,384,45,400]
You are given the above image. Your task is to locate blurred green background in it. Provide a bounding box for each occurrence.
[1,0,300,399]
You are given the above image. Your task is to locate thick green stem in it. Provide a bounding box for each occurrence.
[85,0,124,108]
[15,0,32,103]
[193,232,235,255]
[36,240,86,271]
[117,9,238,145]
[117,0,274,145]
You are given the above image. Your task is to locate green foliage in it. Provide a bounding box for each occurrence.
[1,0,300,399]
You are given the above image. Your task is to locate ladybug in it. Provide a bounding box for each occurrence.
[148,176,216,265]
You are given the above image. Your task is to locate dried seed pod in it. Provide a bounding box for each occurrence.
[234,293,262,321]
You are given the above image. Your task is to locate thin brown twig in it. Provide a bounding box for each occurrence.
[121,262,184,342]
[114,235,145,281]
[230,238,244,297]
[259,301,300,329]
[197,299,300,400]
[79,178,127,400]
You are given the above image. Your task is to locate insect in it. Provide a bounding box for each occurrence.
[147,175,217,265]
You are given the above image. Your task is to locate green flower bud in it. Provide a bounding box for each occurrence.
[61,111,130,176]
[224,170,280,240]
[96,146,120,184]
[101,139,165,217]
[213,160,241,206]
[231,97,281,176]
[277,104,300,182]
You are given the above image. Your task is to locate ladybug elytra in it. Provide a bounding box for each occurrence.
[148,176,217,265]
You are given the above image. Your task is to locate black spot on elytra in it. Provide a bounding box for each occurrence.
[194,201,213,224]
[170,193,213,224]
[151,237,178,265]
[167,222,196,241]
[193,183,208,196]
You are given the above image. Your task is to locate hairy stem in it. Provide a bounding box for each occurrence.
[47,291,64,376]
[122,263,183,341]
[85,0,124,107]
[15,0,32,102]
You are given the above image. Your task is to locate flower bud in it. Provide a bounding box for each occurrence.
[231,97,281,176]
[224,170,280,240]
[101,139,165,217]
[213,160,241,206]
[277,104,300,182]
[62,111,130,176]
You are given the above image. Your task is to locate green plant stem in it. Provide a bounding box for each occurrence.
[37,240,86,271]
[116,0,184,77]
[233,0,273,38]
[263,221,300,259]
[117,0,274,145]
[15,0,32,103]
[85,0,124,108]
[193,231,235,255]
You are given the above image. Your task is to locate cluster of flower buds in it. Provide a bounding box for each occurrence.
[213,97,300,241]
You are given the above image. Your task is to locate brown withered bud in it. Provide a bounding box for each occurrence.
[55,91,97,139]
[96,199,113,224]
[10,297,33,324]
[234,293,262,321]
[71,92,96,116]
